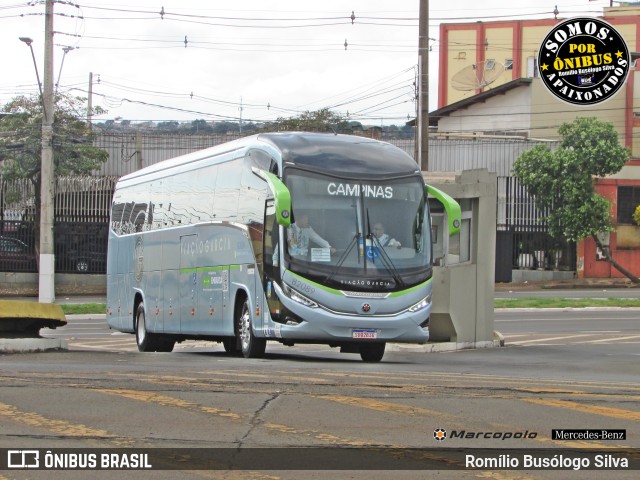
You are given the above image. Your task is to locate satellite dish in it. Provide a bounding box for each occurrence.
[451,60,505,91]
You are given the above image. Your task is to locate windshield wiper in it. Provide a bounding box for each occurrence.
[366,208,406,289]
[324,234,358,285]
[325,201,361,285]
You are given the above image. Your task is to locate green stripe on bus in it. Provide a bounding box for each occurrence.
[388,278,431,298]
[180,264,242,274]
[288,271,431,297]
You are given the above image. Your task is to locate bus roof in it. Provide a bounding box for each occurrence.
[257,132,420,177]
[117,132,420,186]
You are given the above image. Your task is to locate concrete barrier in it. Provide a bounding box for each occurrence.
[0,300,68,352]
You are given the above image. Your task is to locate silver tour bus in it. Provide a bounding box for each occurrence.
[106,132,461,362]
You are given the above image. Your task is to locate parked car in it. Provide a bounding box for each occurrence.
[56,243,107,273]
[0,236,36,271]
[66,249,106,273]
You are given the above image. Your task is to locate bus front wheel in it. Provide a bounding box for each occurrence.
[222,337,240,355]
[359,343,385,362]
[237,297,266,358]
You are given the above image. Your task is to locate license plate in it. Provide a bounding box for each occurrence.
[352,329,377,339]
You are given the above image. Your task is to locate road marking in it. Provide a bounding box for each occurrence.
[311,394,444,417]
[0,401,132,445]
[522,397,640,422]
[98,389,244,420]
[96,388,371,447]
[509,334,594,345]
[576,335,640,344]
[582,330,621,333]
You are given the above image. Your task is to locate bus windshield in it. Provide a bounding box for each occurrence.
[284,169,431,291]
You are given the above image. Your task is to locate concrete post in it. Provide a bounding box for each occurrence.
[39,0,55,303]
[425,169,497,345]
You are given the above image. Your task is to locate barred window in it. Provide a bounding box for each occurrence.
[617,186,640,224]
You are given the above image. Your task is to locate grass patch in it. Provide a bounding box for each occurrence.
[495,297,640,309]
[60,303,106,315]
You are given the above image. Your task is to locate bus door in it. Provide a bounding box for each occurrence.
[252,169,290,324]
[198,265,226,334]
[179,234,200,334]
[262,200,283,322]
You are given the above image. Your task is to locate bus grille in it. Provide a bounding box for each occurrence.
[341,291,390,299]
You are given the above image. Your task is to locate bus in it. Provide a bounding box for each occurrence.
[106,132,461,362]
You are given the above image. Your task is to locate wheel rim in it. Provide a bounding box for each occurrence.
[239,303,251,351]
[137,309,146,345]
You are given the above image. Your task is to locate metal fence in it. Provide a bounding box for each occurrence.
[0,176,117,273]
[496,176,575,280]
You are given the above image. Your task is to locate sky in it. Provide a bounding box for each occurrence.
[0,0,616,126]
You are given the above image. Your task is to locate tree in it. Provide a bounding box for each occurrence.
[269,108,349,133]
[0,94,109,260]
[0,94,108,179]
[190,119,213,133]
[157,121,180,132]
[513,117,638,283]
[212,121,239,134]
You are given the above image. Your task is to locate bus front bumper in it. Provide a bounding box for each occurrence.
[263,301,431,344]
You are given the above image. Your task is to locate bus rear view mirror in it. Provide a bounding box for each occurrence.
[255,169,292,227]
[426,185,461,236]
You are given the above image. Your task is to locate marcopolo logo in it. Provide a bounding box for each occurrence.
[433,428,447,442]
[434,430,538,441]
[538,17,629,105]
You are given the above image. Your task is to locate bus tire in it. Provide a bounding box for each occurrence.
[222,337,240,355]
[237,297,266,358]
[155,338,175,353]
[359,343,385,362]
[135,302,174,352]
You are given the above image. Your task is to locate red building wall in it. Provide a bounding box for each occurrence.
[579,180,640,279]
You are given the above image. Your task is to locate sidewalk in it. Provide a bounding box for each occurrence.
[494,277,639,291]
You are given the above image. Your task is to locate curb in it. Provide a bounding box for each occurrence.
[387,338,502,353]
[0,338,68,353]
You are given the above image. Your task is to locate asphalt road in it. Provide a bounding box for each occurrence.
[1,308,639,479]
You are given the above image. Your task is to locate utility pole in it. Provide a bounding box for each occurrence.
[87,72,94,128]
[39,0,55,303]
[418,0,429,171]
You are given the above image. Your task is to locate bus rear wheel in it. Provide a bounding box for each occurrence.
[135,302,174,353]
[237,297,266,358]
[359,343,385,362]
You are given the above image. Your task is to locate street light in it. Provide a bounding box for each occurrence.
[55,46,74,96]
[19,36,46,118]
[20,0,56,304]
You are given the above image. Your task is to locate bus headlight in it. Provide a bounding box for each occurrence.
[283,285,318,308]
[408,294,432,313]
